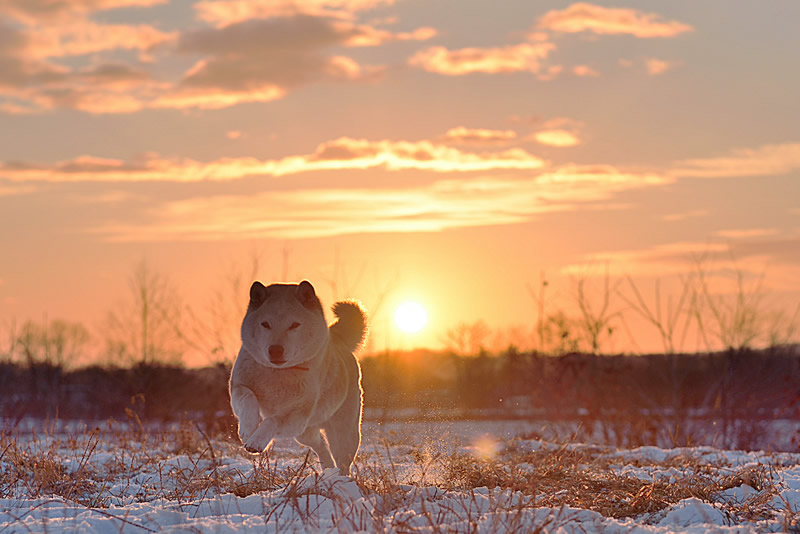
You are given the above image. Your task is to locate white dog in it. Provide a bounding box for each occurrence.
[229,280,367,475]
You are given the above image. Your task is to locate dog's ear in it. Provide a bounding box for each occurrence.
[296,280,322,313]
[249,281,268,310]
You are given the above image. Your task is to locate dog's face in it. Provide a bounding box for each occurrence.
[241,280,328,368]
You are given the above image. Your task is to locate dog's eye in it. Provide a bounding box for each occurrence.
[261,321,271,329]
[288,322,301,330]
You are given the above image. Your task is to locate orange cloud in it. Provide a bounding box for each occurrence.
[0,35,163,115]
[0,0,168,24]
[536,164,669,190]
[531,129,580,148]
[0,136,547,182]
[195,0,395,26]
[538,3,693,38]
[442,127,517,144]
[341,25,436,46]
[672,143,800,178]
[163,16,414,109]
[409,42,555,75]
[714,228,779,239]
[92,164,670,242]
[0,14,409,114]
[528,117,584,147]
[0,15,174,113]
[152,85,287,111]
[645,58,682,75]
[572,65,599,77]
[27,20,175,58]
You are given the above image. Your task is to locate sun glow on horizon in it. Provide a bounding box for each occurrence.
[394,301,428,334]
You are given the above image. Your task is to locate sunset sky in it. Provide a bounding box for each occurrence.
[1,0,799,364]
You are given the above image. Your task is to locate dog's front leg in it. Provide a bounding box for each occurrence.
[230,384,261,444]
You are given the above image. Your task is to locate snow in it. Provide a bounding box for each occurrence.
[1,420,799,533]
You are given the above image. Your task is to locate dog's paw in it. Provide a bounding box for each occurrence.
[244,443,263,454]
[243,426,272,454]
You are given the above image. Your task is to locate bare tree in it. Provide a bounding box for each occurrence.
[180,252,261,365]
[16,318,90,368]
[574,271,622,354]
[1,319,17,363]
[541,311,582,355]
[104,260,184,365]
[443,320,491,355]
[323,246,367,302]
[766,304,800,348]
[527,272,549,353]
[691,254,767,351]
[619,274,695,354]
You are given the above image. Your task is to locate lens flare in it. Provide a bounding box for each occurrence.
[471,434,501,461]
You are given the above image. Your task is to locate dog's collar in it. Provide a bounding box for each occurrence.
[275,364,310,371]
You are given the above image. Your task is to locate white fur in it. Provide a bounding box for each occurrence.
[229,281,366,476]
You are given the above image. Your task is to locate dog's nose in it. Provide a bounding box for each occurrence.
[268,344,284,361]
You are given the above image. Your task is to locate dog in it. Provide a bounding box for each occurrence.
[229,280,367,476]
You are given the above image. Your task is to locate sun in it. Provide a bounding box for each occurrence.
[394,301,428,334]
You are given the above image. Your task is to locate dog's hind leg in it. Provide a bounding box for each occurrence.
[296,426,335,470]
[322,387,362,476]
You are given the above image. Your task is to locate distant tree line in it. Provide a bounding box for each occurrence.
[361,345,800,449]
[2,346,798,450]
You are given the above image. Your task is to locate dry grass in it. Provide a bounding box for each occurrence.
[0,422,794,532]
[371,437,785,523]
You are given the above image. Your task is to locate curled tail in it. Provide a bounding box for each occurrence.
[329,300,368,354]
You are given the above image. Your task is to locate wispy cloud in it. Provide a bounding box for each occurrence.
[528,117,583,147]
[645,58,682,75]
[0,45,163,114]
[13,138,794,184]
[0,13,170,113]
[714,228,779,239]
[0,0,168,24]
[441,127,517,144]
[160,15,407,109]
[93,164,671,242]
[194,0,396,26]
[25,20,175,58]
[0,136,547,182]
[0,0,174,59]
[0,11,433,113]
[409,42,555,76]
[572,65,599,77]
[672,143,800,178]
[538,3,693,38]
[530,129,580,148]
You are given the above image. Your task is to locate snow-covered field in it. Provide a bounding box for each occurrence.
[2,419,799,533]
